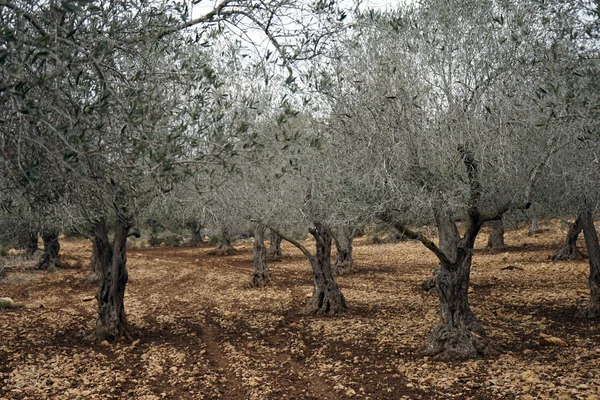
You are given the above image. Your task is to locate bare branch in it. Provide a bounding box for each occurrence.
[268,226,313,262]
[378,212,452,266]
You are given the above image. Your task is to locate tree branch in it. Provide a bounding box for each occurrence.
[378,212,452,266]
[268,226,313,262]
[156,0,239,39]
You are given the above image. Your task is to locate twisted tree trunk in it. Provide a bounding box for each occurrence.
[251,225,270,288]
[266,230,282,261]
[306,224,347,314]
[551,215,584,260]
[422,246,486,360]
[36,231,61,271]
[487,220,505,249]
[581,209,600,319]
[96,214,129,341]
[333,225,356,275]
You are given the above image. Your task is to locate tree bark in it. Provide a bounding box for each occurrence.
[251,224,270,288]
[333,225,356,275]
[550,215,584,260]
[83,237,102,284]
[209,227,235,256]
[266,230,282,261]
[487,220,505,249]
[581,209,600,319]
[434,209,459,262]
[422,247,487,360]
[96,215,129,340]
[306,224,347,314]
[423,210,459,290]
[36,231,61,271]
[187,220,204,246]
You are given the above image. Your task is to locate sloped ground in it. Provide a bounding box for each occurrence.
[1,220,599,400]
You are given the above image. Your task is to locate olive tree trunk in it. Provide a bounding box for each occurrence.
[266,230,282,261]
[306,224,347,314]
[487,220,505,249]
[209,227,235,256]
[422,246,486,360]
[272,224,347,315]
[581,209,600,319]
[551,215,584,260]
[187,220,204,247]
[83,237,102,284]
[251,225,270,288]
[333,225,356,275]
[423,210,459,290]
[95,215,130,341]
[36,231,61,271]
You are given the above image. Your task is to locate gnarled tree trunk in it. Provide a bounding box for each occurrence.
[581,209,600,319]
[209,227,235,256]
[422,246,486,360]
[251,224,270,288]
[96,215,129,340]
[266,230,282,261]
[333,225,356,275]
[551,215,584,260]
[306,224,347,314]
[36,231,61,271]
[487,220,505,249]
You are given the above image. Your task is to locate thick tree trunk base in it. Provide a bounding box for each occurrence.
[551,216,584,260]
[332,260,357,275]
[36,232,62,272]
[208,245,237,256]
[304,288,347,315]
[551,246,584,261]
[251,273,271,288]
[581,301,600,319]
[190,231,204,247]
[420,325,491,361]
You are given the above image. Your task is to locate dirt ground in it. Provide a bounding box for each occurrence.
[1,220,600,400]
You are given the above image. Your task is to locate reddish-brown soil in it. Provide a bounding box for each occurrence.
[1,220,600,399]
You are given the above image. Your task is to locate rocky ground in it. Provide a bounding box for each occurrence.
[1,220,600,399]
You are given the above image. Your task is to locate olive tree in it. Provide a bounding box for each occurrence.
[325,0,592,359]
